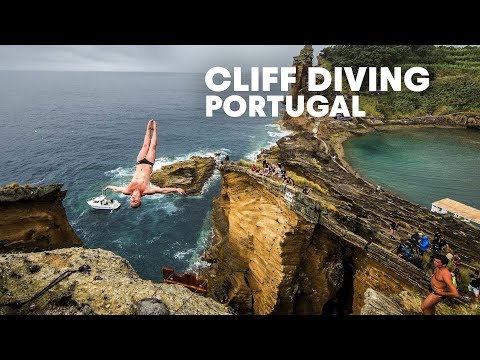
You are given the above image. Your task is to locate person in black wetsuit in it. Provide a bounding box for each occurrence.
[104,119,186,208]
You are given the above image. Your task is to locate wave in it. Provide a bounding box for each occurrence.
[187,209,214,272]
[200,170,222,195]
[244,123,293,162]
[30,177,47,186]
[105,166,134,179]
[152,149,229,171]
[174,248,195,260]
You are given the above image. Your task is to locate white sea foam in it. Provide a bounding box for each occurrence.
[245,150,260,162]
[105,166,134,179]
[200,170,221,195]
[152,149,229,172]
[244,123,293,162]
[30,177,47,185]
[174,248,195,260]
[187,210,214,272]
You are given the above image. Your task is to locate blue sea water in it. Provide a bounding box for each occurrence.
[344,128,480,210]
[0,71,290,281]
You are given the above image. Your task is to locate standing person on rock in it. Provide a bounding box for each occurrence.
[421,254,459,315]
[104,119,186,208]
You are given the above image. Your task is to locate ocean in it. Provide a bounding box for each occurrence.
[344,127,480,210]
[0,71,290,281]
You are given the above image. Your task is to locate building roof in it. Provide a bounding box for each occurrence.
[432,198,480,224]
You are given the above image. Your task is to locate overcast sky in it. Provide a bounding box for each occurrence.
[0,45,326,73]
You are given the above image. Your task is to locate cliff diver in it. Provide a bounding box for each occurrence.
[421,254,459,315]
[104,119,186,208]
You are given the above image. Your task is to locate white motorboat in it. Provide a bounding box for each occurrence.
[87,194,121,210]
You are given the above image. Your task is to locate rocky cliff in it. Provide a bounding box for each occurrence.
[0,182,231,315]
[0,247,232,315]
[0,183,83,253]
[201,172,314,314]
[151,156,216,194]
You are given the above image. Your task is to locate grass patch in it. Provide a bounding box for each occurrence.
[287,170,326,194]
[319,45,480,118]
[237,159,255,168]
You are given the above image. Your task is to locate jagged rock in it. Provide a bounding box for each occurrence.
[82,304,93,315]
[0,183,83,253]
[293,45,314,66]
[136,298,170,315]
[25,262,41,274]
[201,171,317,314]
[361,288,403,315]
[51,291,77,307]
[327,263,344,292]
[151,156,215,194]
[0,248,232,315]
[0,183,62,202]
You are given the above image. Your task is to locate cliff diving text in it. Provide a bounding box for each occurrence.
[205,66,430,118]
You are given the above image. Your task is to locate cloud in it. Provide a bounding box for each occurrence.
[0,45,326,72]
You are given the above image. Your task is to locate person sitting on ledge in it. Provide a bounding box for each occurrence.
[104,119,186,208]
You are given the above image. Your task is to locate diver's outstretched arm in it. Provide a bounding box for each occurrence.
[104,185,128,194]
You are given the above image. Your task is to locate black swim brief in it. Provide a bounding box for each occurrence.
[136,158,154,166]
[428,286,446,299]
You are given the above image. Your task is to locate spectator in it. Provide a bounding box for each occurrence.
[452,254,461,268]
[468,270,480,303]
[390,221,399,236]
[281,178,288,193]
[453,268,461,287]
[418,235,430,256]
[397,243,413,261]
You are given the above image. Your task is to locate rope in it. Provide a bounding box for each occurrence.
[0,265,91,309]
[173,280,208,314]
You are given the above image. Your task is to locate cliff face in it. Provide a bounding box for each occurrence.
[202,172,361,314]
[0,184,83,253]
[0,248,232,315]
[202,172,314,314]
[353,256,418,314]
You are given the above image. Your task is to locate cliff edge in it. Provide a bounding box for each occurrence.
[0,247,232,315]
[0,183,83,253]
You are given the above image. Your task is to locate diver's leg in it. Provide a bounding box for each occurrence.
[421,293,442,315]
[146,120,157,163]
[137,119,154,161]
